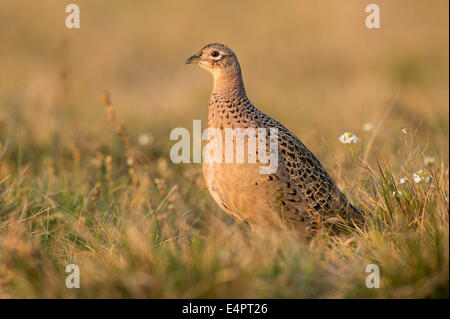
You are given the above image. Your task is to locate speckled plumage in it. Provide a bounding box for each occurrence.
[186,43,363,231]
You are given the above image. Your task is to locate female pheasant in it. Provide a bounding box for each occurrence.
[186,43,363,231]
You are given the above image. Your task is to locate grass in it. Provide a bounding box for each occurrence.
[0,0,448,298]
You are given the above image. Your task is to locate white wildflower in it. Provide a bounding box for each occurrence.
[393,190,403,196]
[412,169,426,183]
[339,132,360,144]
[424,156,435,167]
[138,133,153,146]
[399,177,408,184]
[362,123,374,131]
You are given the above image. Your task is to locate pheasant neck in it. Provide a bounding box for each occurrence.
[208,76,256,128]
[212,70,245,96]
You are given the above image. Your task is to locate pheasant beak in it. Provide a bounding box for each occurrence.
[185,52,202,64]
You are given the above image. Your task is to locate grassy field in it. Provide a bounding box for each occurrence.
[0,0,448,298]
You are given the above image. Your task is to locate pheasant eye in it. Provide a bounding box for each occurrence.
[210,51,220,58]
